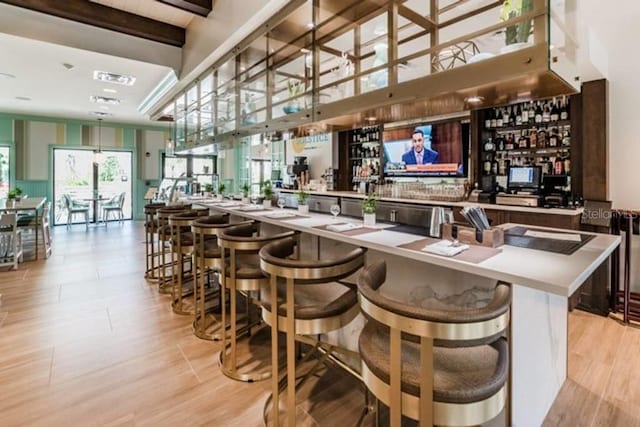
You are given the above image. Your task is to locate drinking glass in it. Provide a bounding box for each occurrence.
[277,198,286,209]
[330,204,341,219]
[250,194,258,205]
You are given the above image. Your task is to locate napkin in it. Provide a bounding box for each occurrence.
[266,211,297,218]
[422,240,469,257]
[326,223,363,232]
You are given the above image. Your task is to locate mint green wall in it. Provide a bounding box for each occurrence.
[0,112,167,221]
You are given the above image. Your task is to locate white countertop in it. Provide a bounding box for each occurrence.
[193,199,619,297]
[277,189,583,216]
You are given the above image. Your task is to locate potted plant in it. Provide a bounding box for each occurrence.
[262,180,273,209]
[217,182,226,201]
[283,80,304,114]
[362,193,377,226]
[241,183,250,204]
[203,183,213,198]
[7,189,16,206]
[499,0,533,52]
[296,190,309,214]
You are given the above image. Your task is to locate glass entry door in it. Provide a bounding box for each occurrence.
[53,149,133,225]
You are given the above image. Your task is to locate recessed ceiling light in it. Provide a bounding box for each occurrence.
[300,48,310,53]
[90,95,120,105]
[91,111,112,117]
[365,116,377,121]
[103,88,117,94]
[62,63,74,71]
[93,70,136,86]
[465,96,485,104]
[15,96,30,101]
[0,72,16,79]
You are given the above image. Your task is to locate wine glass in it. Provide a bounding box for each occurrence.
[250,193,258,206]
[277,198,286,210]
[330,204,341,220]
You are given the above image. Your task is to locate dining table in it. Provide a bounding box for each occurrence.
[0,196,46,260]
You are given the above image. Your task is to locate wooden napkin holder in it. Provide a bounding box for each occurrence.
[441,223,504,248]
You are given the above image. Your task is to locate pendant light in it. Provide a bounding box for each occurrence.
[94,118,106,164]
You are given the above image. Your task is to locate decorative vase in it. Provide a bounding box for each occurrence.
[363,212,376,227]
[298,204,309,214]
[263,200,272,209]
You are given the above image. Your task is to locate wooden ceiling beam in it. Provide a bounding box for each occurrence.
[0,0,185,47]
[156,0,211,17]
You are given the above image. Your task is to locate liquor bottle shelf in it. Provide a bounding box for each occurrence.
[484,119,571,132]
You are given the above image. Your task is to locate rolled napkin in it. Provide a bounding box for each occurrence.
[326,223,363,233]
[422,240,470,257]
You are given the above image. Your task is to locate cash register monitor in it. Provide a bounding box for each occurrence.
[507,166,542,193]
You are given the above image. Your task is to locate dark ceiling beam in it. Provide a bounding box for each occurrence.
[156,0,212,17]
[0,0,185,47]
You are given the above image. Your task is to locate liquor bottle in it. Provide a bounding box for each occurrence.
[515,105,522,125]
[560,96,569,120]
[561,127,571,146]
[491,159,499,175]
[528,101,536,123]
[497,136,505,151]
[548,130,558,147]
[503,107,510,126]
[485,113,492,129]
[535,101,543,124]
[537,129,547,147]
[510,106,517,126]
[505,133,515,150]
[490,108,497,128]
[483,158,492,175]
[521,102,529,123]
[529,129,538,148]
[542,100,551,123]
[550,98,560,122]
[496,108,503,128]
[484,137,495,152]
[564,157,571,174]
[518,131,528,149]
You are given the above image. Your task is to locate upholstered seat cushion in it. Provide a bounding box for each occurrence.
[194,239,222,258]
[358,321,508,404]
[261,281,357,320]
[225,254,265,280]
[171,232,194,247]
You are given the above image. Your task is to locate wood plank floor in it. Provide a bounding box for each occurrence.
[0,222,637,426]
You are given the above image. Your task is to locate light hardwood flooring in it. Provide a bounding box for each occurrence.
[0,222,637,426]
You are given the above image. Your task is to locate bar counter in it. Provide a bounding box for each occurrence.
[191,198,618,426]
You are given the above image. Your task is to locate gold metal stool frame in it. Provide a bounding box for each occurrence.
[156,205,191,295]
[144,203,165,283]
[259,238,366,427]
[218,223,298,383]
[190,214,235,341]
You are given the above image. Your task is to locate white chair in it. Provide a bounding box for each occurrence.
[40,202,52,258]
[101,192,125,227]
[63,194,89,230]
[0,213,23,270]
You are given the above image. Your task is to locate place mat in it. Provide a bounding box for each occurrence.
[504,226,595,255]
[263,212,308,220]
[233,207,272,213]
[397,238,502,264]
[386,224,431,237]
[313,223,382,236]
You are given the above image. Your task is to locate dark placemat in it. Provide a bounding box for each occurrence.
[504,226,596,255]
[397,238,502,264]
[386,224,432,237]
[314,223,382,236]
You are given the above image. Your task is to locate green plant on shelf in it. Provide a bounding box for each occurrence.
[296,189,309,205]
[217,182,226,195]
[203,183,213,193]
[500,0,533,45]
[362,193,377,214]
[262,180,273,199]
[241,183,250,198]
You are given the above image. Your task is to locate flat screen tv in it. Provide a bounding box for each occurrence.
[383,120,468,177]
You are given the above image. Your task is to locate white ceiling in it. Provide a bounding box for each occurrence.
[90,0,196,28]
[0,32,173,125]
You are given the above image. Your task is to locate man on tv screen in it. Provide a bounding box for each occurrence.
[401,128,439,165]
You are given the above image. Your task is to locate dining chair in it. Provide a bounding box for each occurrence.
[0,213,23,270]
[63,194,89,230]
[102,192,126,227]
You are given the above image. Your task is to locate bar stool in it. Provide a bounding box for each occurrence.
[144,202,165,282]
[357,260,510,427]
[258,237,366,427]
[190,213,232,340]
[168,208,209,315]
[218,222,298,382]
[156,205,192,294]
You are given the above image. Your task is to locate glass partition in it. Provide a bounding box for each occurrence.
[549,0,579,91]
[216,58,237,134]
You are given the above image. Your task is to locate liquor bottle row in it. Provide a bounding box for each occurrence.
[484,124,571,151]
[484,96,570,129]
[483,155,570,176]
[351,144,380,158]
[351,126,381,143]
[352,158,380,180]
